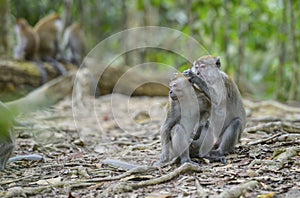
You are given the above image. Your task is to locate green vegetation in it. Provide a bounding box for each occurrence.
[7,0,300,101]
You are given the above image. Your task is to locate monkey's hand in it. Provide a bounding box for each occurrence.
[183,69,193,79]
[183,69,211,99]
[183,69,203,85]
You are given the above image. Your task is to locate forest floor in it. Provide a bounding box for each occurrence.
[0,94,299,198]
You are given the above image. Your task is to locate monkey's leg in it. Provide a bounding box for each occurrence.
[0,140,14,170]
[206,118,242,163]
[172,124,197,165]
[156,112,180,165]
[32,60,48,84]
[44,57,67,76]
[190,122,209,158]
[156,125,172,165]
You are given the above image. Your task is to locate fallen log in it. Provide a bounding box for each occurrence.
[0,59,77,101]
[0,59,170,101]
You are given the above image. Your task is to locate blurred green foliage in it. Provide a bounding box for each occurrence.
[8,0,300,101]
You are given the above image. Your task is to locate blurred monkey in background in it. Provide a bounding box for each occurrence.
[14,18,47,84]
[33,13,67,76]
[62,22,86,66]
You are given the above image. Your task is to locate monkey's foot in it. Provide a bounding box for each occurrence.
[180,158,200,166]
[205,155,227,164]
[204,150,227,164]
[154,160,166,167]
[154,157,170,167]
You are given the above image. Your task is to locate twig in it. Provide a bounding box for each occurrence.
[245,121,300,133]
[247,133,282,146]
[273,146,300,161]
[83,166,156,182]
[248,159,279,168]
[217,180,258,198]
[95,141,135,146]
[244,122,282,133]
[243,99,300,113]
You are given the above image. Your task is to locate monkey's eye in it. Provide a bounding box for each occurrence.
[199,64,206,68]
[169,82,177,87]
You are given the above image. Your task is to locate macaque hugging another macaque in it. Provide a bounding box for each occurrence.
[184,55,246,163]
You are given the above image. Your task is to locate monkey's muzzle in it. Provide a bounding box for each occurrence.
[169,90,178,101]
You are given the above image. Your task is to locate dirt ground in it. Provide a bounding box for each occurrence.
[0,94,299,198]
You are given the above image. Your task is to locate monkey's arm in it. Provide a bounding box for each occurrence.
[183,70,210,100]
[157,101,180,164]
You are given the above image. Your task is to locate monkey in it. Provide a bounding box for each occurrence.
[156,73,211,166]
[61,22,86,66]
[33,13,67,76]
[183,55,246,163]
[14,18,38,61]
[14,18,47,84]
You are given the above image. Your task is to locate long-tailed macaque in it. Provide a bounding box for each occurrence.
[14,18,47,84]
[62,22,86,66]
[156,73,210,165]
[184,55,246,163]
[33,13,67,76]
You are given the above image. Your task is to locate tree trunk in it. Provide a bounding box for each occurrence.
[275,0,287,100]
[288,0,299,101]
[0,0,9,58]
[223,0,231,73]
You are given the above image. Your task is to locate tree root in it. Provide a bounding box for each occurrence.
[217,180,258,198]
[99,163,202,197]
[1,181,95,198]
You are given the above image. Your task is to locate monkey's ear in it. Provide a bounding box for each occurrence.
[215,57,221,68]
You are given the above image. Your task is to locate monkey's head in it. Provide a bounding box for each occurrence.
[192,55,222,84]
[169,73,191,101]
[15,18,30,33]
[34,13,63,33]
[192,55,221,75]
